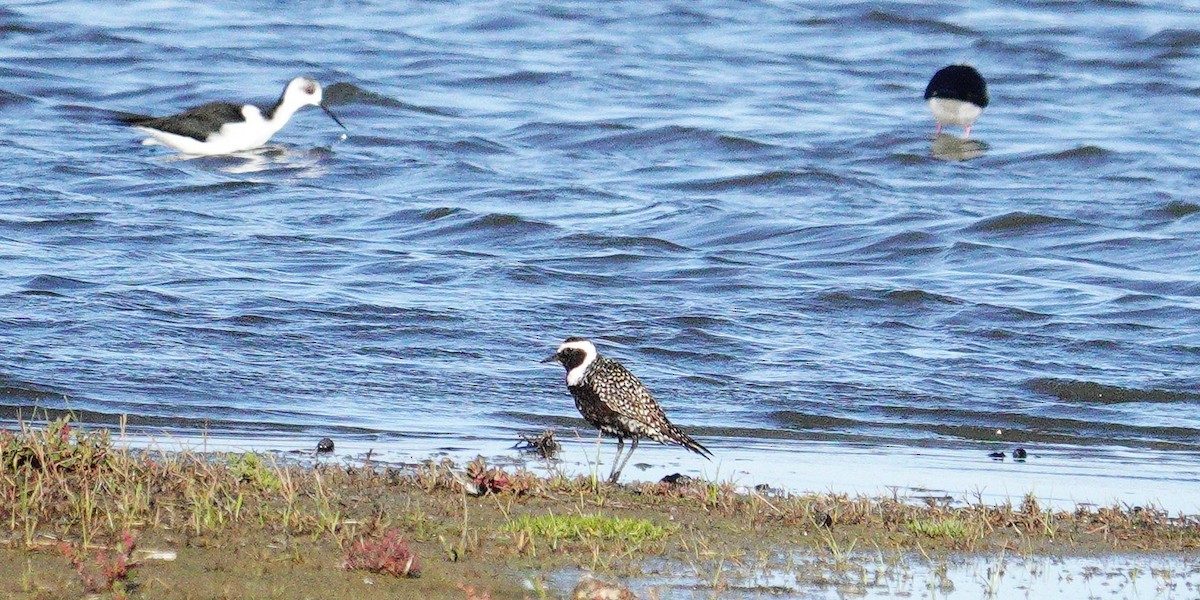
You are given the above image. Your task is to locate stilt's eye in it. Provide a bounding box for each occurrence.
[305,82,316,95]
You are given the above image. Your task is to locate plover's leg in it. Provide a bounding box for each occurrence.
[607,437,625,483]
[609,437,638,484]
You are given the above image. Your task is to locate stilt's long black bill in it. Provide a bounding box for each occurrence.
[321,105,347,130]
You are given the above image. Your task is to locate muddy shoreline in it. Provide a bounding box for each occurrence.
[1,419,1197,599]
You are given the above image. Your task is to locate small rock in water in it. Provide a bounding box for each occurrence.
[659,473,693,485]
[572,575,637,600]
[988,451,1005,460]
[1012,447,1028,461]
[316,437,335,453]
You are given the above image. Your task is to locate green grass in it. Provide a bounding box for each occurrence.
[228,452,282,492]
[904,517,970,539]
[503,512,671,544]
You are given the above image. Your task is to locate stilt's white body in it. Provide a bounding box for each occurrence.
[927,97,983,130]
[128,77,342,156]
[136,104,295,155]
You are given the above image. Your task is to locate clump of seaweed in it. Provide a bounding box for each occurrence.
[516,430,561,459]
[343,529,421,578]
[59,532,138,595]
[464,457,538,495]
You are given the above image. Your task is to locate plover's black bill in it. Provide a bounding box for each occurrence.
[321,105,347,130]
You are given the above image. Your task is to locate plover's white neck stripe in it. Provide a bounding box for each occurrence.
[560,339,597,386]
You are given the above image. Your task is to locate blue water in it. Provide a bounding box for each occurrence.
[1,1,1198,507]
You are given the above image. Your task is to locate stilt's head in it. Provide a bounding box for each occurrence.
[279,77,346,130]
[541,337,598,386]
[924,64,987,137]
[280,77,327,113]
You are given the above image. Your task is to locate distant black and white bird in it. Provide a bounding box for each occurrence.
[924,65,988,139]
[542,337,711,483]
[120,76,346,155]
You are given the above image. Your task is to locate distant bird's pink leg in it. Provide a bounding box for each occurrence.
[963,125,972,139]
[934,123,943,137]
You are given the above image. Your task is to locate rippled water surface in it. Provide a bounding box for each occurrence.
[1,1,1198,508]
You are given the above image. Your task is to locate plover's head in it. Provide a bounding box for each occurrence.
[541,337,598,386]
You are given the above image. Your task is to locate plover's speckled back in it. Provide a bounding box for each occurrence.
[120,76,346,155]
[924,65,989,139]
[543,337,711,483]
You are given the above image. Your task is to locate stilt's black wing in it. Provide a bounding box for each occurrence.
[120,102,249,142]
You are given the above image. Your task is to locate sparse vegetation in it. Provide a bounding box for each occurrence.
[503,512,670,545]
[905,517,970,540]
[0,415,1196,598]
[343,529,421,578]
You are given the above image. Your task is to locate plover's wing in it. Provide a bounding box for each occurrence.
[592,359,711,457]
[120,102,249,142]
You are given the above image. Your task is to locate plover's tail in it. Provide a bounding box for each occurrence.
[658,424,712,459]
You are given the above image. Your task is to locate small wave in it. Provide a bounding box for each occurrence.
[853,231,942,258]
[814,287,961,311]
[24,274,96,292]
[715,134,778,151]
[322,82,455,116]
[0,88,34,107]
[962,211,1084,234]
[217,314,286,326]
[507,120,635,147]
[0,214,102,230]
[458,70,568,87]
[369,206,465,226]
[559,233,688,253]
[1027,378,1197,404]
[770,410,864,430]
[0,378,66,402]
[7,290,63,298]
[405,210,558,245]
[451,136,511,155]
[859,9,976,36]
[560,124,772,156]
[170,180,267,197]
[877,405,1199,449]
[883,289,961,306]
[670,169,825,192]
[1150,200,1200,219]
[1030,145,1115,163]
[1138,29,1200,50]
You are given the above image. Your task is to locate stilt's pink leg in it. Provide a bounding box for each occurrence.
[934,123,942,137]
[963,125,972,139]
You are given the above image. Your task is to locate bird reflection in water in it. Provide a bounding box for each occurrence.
[931,133,987,161]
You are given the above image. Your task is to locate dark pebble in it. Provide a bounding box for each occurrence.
[1012,447,1027,460]
[316,437,335,453]
[988,451,1005,460]
[660,473,693,485]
